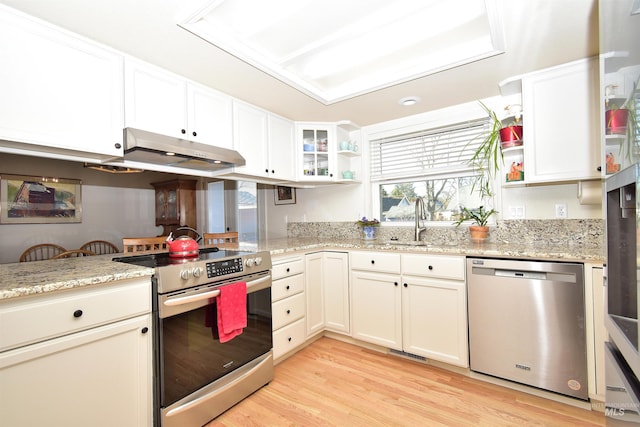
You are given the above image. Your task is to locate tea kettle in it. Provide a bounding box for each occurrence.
[166,232,199,258]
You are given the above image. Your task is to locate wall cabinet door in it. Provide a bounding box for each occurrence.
[522,58,601,183]
[186,82,233,149]
[401,276,468,367]
[232,101,270,177]
[297,123,336,182]
[0,314,152,427]
[125,59,233,148]
[125,58,187,139]
[0,6,123,160]
[268,114,296,181]
[350,270,402,350]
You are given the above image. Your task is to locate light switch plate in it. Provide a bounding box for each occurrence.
[508,205,525,219]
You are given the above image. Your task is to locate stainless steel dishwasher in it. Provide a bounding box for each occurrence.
[467,258,588,400]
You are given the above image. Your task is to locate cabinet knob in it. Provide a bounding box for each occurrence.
[428,265,433,270]
[403,283,408,287]
[394,282,398,286]
[286,285,290,290]
[141,327,149,334]
[286,309,291,314]
[265,168,269,173]
[329,173,333,177]
[73,309,83,318]
[181,129,186,134]
[114,143,122,149]
[288,337,292,342]
[192,131,197,137]
[597,166,602,172]
[286,267,290,272]
[370,260,375,264]
[271,170,275,174]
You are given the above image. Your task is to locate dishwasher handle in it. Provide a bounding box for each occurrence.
[494,269,547,280]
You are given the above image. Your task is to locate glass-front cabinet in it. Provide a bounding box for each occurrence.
[297,123,335,182]
[296,121,361,183]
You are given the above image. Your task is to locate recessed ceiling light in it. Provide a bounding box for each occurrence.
[399,96,421,106]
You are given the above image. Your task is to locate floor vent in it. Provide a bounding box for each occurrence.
[389,348,426,362]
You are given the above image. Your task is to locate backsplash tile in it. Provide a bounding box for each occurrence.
[287,219,604,248]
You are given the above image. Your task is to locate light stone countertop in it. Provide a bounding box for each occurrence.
[0,238,604,301]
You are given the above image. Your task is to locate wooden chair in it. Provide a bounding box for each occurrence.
[19,244,67,262]
[51,249,97,259]
[202,232,239,248]
[80,240,119,255]
[122,236,169,253]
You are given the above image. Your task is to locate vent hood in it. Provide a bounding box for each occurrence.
[123,128,245,172]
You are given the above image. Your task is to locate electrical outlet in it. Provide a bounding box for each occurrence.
[508,205,525,219]
[555,203,568,219]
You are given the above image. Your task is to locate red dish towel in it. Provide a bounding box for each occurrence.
[217,281,247,343]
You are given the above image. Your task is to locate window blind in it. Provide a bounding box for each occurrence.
[370,118,490,181]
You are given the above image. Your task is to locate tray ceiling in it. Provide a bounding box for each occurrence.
[180,0,505,104]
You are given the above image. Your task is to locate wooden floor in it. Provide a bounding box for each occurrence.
[207,337,605,427]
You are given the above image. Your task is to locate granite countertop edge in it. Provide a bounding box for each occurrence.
[0,238,604,301]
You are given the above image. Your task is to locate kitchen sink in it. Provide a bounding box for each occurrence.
[384,240,429,246]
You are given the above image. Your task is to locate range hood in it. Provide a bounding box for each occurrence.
[123,128,245,172]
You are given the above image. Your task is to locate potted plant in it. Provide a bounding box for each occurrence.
[356,217,380,240]
[453,206,498,241]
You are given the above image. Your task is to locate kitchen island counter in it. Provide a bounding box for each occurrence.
[0,238,603,301]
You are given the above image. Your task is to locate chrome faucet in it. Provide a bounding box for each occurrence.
[414,197,427,242]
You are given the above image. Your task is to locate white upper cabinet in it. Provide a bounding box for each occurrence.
[231,100,295,181]
[0,5,124,160]
[521,57,601,183]
[125,58,233,149]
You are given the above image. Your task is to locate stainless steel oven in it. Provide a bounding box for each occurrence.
[115,247,273,427]
[605,164,640,423]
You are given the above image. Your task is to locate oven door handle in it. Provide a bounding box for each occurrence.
[163,274,272,307]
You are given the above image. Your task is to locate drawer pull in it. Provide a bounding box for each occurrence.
[404,283,408,287]
[428,265,433,270]
[286,285,290,290]
[286,267,290,273]
[394,282,398,286]
[371,260,375,264]
[141,327,149,334]
[288,337,292,342]
[73,309,83,318]
[286,309,291,314]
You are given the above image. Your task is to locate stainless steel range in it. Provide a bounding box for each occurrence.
[114,247,273,427]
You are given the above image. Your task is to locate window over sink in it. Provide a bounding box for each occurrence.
[371,118,490,224]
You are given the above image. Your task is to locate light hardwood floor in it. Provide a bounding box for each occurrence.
[207,337,605,426]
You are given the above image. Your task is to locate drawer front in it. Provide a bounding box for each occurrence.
[272,292,305,330]
[272,273,305,302]
[401,254,465,280]
[0,279,151,352]
[273,318,306,360]
[350,251,401,274]
[272,257,304,280]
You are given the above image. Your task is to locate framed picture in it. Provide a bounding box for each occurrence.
[274,185,296,205]
[0,174,82,224]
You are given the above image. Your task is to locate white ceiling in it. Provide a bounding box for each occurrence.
[0,0,598,126]
[180,0,506,104]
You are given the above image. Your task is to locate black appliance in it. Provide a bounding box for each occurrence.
[114,247,273,427]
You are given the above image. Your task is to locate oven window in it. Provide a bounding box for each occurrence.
[159,287,272,406]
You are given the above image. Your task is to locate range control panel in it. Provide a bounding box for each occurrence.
[206,257,244,278]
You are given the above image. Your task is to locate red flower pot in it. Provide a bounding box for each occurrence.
[606,109,628,135]
[499,125,523,148]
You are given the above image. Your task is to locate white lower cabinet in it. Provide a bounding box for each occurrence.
[351,252,468,367]
[0,279,152,427]
[271,255,306,361]
[305,251,350,337]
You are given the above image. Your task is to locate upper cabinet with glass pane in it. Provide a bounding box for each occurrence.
[296,121,361,183]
